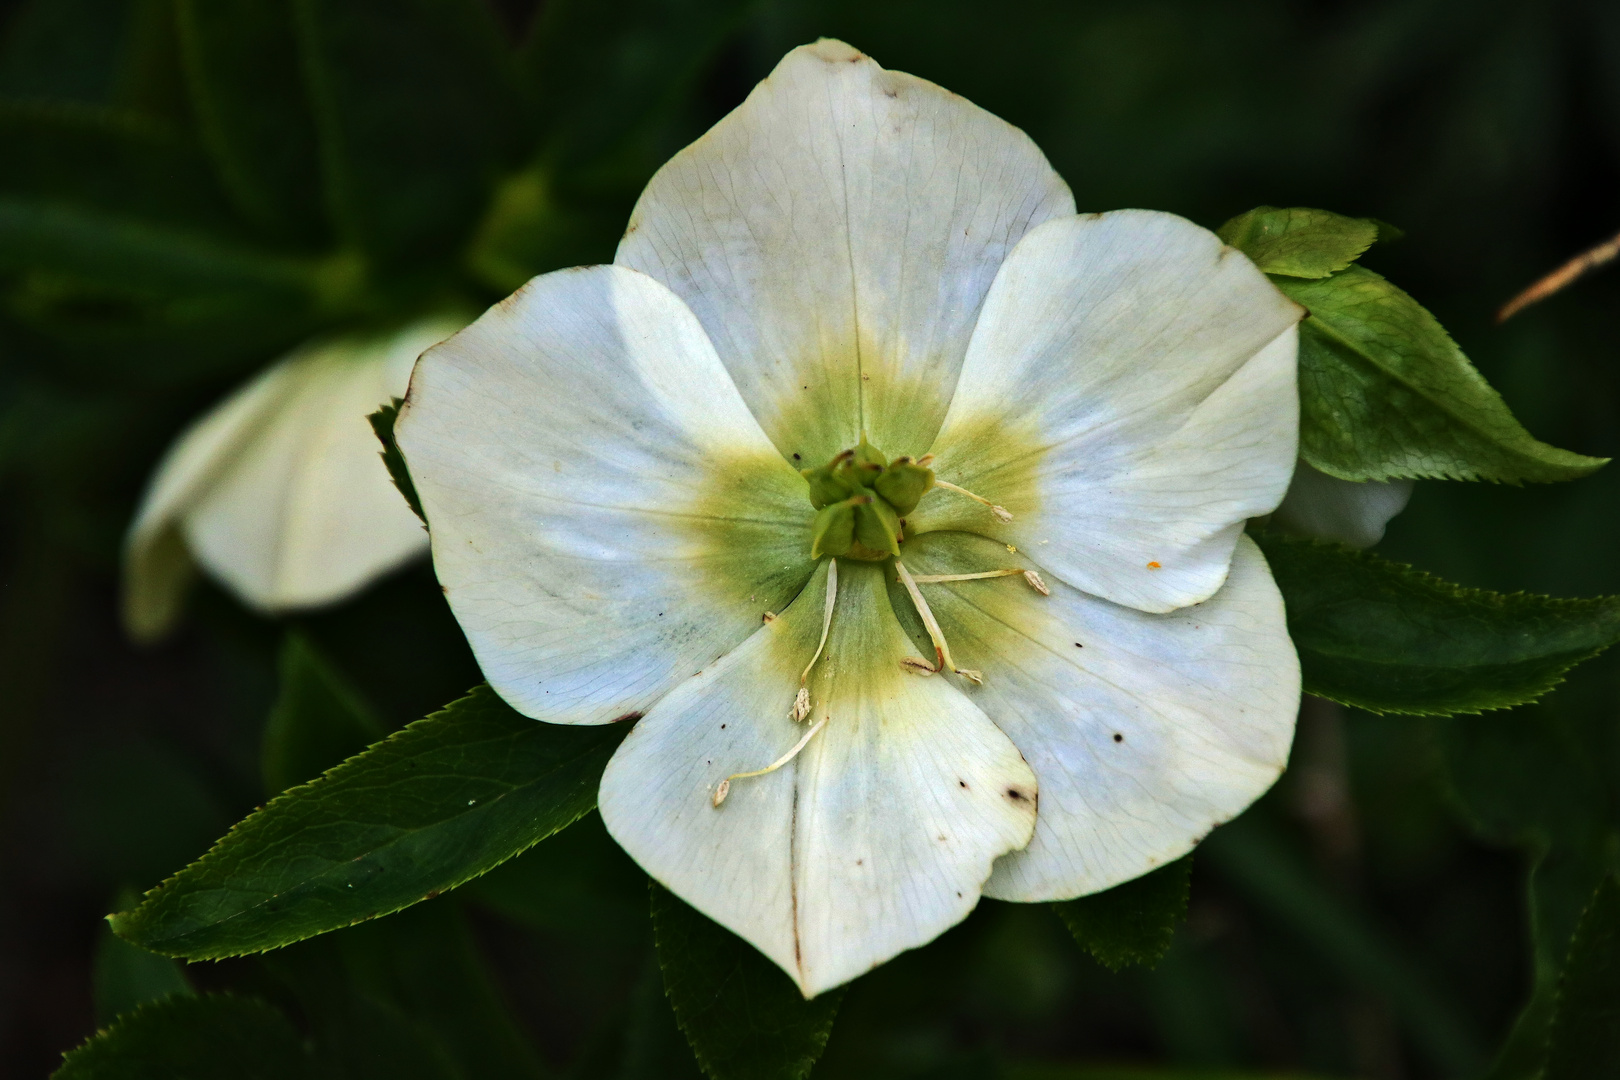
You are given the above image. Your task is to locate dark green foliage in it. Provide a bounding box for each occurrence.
[111,685,627,959]
[174,0,326,240]
[53,993,313,1079]
[1203,819,1485,1076]
[367,398,424,524]
[293,0,524,265]
[1218,205,1380,279]
[1437,704,1620,1080]
[1219,203,1603,484]
[1052,857,1191,972]
[1281,267,1606,484]
[650,882,843,1080]
[93,889,191,1025]
[262,631,384,795]
[1546,875,1620,1080]
[1254,529,1620,715]
[267,900,546,1080]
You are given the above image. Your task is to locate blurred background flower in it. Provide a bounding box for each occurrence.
[3,0,1620,1076]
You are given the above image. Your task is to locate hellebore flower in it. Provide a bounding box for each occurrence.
[1272,460,1414,549]
[396,41,1304,996]
[123,317,462,641]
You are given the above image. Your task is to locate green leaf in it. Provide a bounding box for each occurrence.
[1052,856,1191,971]
[53,993,312,1079]
[1217,206,1380,279]
[1253,529,1620,715]
[650,882,843,1080]
[367,398,424,524]
[112,684,627,959]
[1278,265,1606,483]
[261,631,384,795]
[94,889,192,1026]
[1545,874,1620,1080]
[294,0,525,264]
[174,0,326,239]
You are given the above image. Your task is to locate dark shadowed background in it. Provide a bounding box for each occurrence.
[2,0,1618,1076]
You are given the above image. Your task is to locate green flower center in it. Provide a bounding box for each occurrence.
[801,438,935,560]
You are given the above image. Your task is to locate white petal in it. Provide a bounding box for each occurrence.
[397,266,815,725]
[1271,460,1413,549]
[599,561,1036,997]
[907,211,1302,613]
[898,530,1296,901]
[616,39,1074,463]
[123,318,454,638]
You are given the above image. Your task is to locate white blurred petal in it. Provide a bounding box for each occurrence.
[616,38,1074,463]
[123,318,459,639]
[1271,460,1414,548]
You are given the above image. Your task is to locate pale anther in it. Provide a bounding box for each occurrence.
[1023,570,1050,596]
[712,716,829,808]
[957,669,984,685]
[932,479,1012,521]
[788,559,839,724]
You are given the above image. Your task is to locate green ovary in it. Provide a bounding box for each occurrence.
[802,438,936,561]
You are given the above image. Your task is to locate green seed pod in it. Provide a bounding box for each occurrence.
[849,495,901,560]
[874,460,935,517]
[810,499,857,558]
[801,463,854,509]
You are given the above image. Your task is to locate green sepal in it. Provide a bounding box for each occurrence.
[1278,266,1606,483]
[53,993,313,1079]
[1217,205,1380,279]
[110,685,625,959]
[809,499,856,559]
[1052,856,1191,971]
[873,459,935,517]
[368,398,425,524]
[650,882,843,1080]
[1252,529,1620,715]
[1545,874,1620,1080]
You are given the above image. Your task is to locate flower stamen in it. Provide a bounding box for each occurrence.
[791,559,839,721]
[931,479,1012,522]
[896,559,979,681]
[712,716,829,808]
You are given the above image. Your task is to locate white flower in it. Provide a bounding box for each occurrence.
[1272,460,1414,548]
[123,317,463,641]
[396,41,1304,996]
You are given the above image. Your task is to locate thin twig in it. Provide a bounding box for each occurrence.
[1497,226,1620,322]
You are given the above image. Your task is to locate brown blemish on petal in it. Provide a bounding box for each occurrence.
[610,711,644,724]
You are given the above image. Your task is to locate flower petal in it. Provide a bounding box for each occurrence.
[898,530,1298,902]
[1271,460,1413,549]
[599,560,1037,997]
[907,211,1302,613]
[397,266,815,725]
[616,39,1074,463]
[123,319,456,638]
